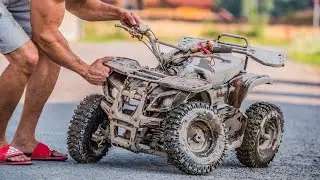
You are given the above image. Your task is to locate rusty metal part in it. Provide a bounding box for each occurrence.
[228,74,273,109]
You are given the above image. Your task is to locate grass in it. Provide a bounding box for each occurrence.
[202,28,290,46]
[82,31,127,42]
[81,21,129,42]
[290,52,320,66]
[287,38,320,67]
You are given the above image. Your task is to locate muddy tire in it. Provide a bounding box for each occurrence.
[67,94,111,163]
[164,102,226,175]
[236,102,284,167]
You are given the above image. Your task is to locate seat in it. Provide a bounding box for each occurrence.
[182,53,245,87]
[212,53,245,86]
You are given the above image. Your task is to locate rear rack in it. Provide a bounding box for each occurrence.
[215,33,285,68]
[217,33,249,49]
[216,33,250,69]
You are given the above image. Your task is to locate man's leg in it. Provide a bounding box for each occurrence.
[0,0,61,155]
[0,40,39,162]
[11,51,61,153]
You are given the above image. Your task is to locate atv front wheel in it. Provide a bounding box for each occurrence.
[164,102,226,175]
[67,94,111,163]
[236,102,284,167]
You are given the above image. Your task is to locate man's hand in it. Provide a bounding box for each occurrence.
[83,57,112,85]
[119,9,141,27]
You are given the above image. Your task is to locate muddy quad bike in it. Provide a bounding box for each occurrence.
[67,24,285,175]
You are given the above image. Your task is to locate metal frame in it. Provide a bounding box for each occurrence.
[216,33,250,70]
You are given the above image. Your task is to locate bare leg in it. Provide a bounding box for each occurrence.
[11,50,61,153]
[0,65,28,141]
[0,40,38,162]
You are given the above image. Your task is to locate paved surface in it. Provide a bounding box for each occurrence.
[0,42,320,180]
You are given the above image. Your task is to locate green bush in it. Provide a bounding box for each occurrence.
[247,8,268,38]
[82,22,128,42]
[288,38,320,67]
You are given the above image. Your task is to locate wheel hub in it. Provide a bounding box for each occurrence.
[193,132,205,143]
[91,124,109,148]
[186,117,216,156]
[258,116,280,157]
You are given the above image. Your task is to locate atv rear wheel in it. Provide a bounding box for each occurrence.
[164,102,226,175]
[236,102,284,167]
[67,94,111,163]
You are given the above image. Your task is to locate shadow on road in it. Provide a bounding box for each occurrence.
[252,90,320,99]
[249,78,320,105]
[274,79,320,87]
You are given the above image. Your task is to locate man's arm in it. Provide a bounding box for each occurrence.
[31,0,111,85]
[66,0,140,26]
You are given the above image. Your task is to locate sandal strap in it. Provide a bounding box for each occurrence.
[6,146,24,158]
[29,143,66,159]
[0,145,24,160]
[30,143,51,158]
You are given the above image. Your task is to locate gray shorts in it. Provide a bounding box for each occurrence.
[0,0,31,54]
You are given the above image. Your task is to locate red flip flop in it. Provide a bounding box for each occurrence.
[0,145,32,165]
[24,143,68,161]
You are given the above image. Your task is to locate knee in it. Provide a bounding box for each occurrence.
[23,50,39,75]
[17,48,39,75]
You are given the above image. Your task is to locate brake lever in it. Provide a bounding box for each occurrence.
[115,24,130,31]
[115,24,143,40]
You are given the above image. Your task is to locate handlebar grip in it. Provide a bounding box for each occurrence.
[211,46,233,53]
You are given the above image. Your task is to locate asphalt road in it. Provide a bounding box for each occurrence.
[0,42,320,180]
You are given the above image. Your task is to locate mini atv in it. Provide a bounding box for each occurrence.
[67,24,285,175]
